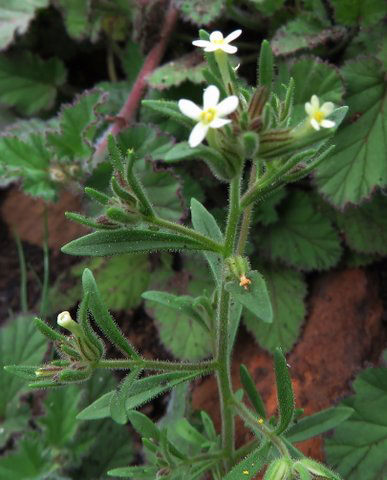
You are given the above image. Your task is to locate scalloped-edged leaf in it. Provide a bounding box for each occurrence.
[316,58,386,207]
[47,89,105,161]
[243,266,306,352]
[275,57,345,124]
[337,193,387,255]
[148,52,205,90]
[37,385,82,447]
[174,0,223,25]
[253,188,287,226]
[56,0,89,40]
[0,133,55,200]
[0,434,53,480]
[272,15,346,56]
[256,191,342,271]
[0,0,49,50]
[330,0,386,26]
[326,367,387,479]
[71,254,150,311]
[0,53,66,114]
[250,0,285,15]
[0,315,46,447]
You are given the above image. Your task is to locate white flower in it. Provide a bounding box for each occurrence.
[305,95,335,131]
[57,311,82,336]
[192,30,242,54]
[178,85,239,148]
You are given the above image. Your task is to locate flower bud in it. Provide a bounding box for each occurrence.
[225,255,252,290]
[57,311,83,337]
[240,131,260,158]
[264,459,291,480]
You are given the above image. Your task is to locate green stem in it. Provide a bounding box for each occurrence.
[98,358,218,373]
[234,400,290,458]
[14,231,28,312]
[236,163,257,255]
[215,50,234,95]
[40,207,50,319]
[149,216,224,252]
[216,175,242,469]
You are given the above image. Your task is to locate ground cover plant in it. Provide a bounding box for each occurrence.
[0,0,386,479]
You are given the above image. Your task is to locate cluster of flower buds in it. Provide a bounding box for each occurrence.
[31,301,105,387]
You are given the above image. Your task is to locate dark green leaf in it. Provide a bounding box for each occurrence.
[56,0,89,40]
[286,406,354,443]
[148,53,205,89]
[240,365,267,419]
[225,270,273,323]
[0,53,66,114]
[256,191,342,271]
[127,410,160,440]
[274,347,295,434]
[331,0,386,26]
[316,58,386,207]
[326,367,387,479]
[258,40,273,90]
[243,266,306,352]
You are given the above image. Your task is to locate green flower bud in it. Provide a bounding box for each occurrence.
[225,255,251,288]
[264,459,291,480]
[240,131,260,158]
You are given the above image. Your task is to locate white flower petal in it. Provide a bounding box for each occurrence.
[210,31,223,42]
[209,118,231,128]
[321,102,334,116]
[321,119,335,129]
[189,122,209,148]
[305,102,313,115]
[221,44,238,54]
[178,99,202,120]
[224,29,242,44]
[192,40,211,48]
[203,85,220,109]
[204,45,218,52]
[310,118,320,131]
[216,95,239,117]
[311,95,319,109]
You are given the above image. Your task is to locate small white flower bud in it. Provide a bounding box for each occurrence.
[57,311,82,336]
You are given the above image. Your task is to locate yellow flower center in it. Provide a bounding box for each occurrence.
[313,110,324,123]
[200,108,217,125]
[213,38,224,45]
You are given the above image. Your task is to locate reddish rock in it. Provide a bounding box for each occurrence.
[192,269,385,469]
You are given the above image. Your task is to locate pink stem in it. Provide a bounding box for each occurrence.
[93,2,179,163]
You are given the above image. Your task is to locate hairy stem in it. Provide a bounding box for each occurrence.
[98,358,218,373]
[216,175,241,469]
[236,162,257,255]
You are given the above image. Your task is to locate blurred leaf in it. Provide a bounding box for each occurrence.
[337,193,387,255]
[253,188,287,226]
[243,266,306,352]
[56,0,90,40]
[0,0,49,50]
[174,0,223,25]
[148,52,205,90]
[37,385,82,448]
[316,58,386,207]
[0,316,46,432]
[331,0,386,26]
[326,367,387,479]
[0,133,55,200]
[120,40,144,85]
[47,89,105,161]
[72,254,150,311]
[0,53,66,114]
[275,57,345,124]
[0,434,53,480]
[256,191,342,271]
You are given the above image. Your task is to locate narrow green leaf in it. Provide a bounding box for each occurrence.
[190,198,224,284]
[286,406,354,443]
[223,443,270,480]
[174,418,208,446]
[258,40,274,90]
[77,371,202,420]
[77,292,105,359]
[82,268,139,359]
[225,270,273,323]
[108,465,158,478]
[274,347,295,434]
[240,365,267,419]
[3,365,41,381]
[142,99,192,128]
[34,317,68,343]
[62,229,217,256]
[110,368,141,424]
[127,410,160,440]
